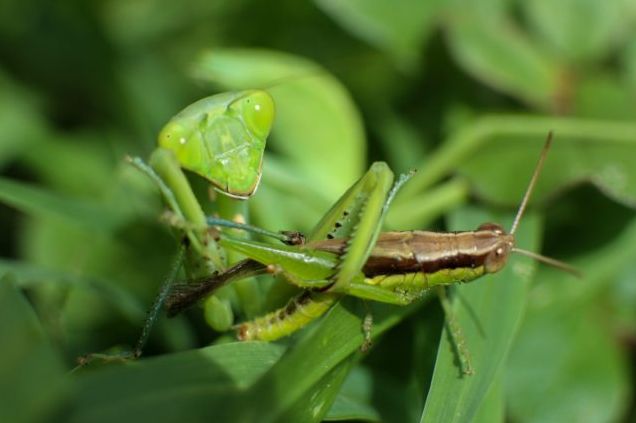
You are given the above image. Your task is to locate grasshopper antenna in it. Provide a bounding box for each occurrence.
[511,248,581,277]
[509,131,553,236]
[508,131,581,278]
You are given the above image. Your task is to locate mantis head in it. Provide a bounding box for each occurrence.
[157,89,275,199]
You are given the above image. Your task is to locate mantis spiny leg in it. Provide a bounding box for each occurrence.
[236,164,414,342]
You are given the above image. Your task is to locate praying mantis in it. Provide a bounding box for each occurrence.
[86,86,575,376]
[160,131,577,373]
[91,89,277,361]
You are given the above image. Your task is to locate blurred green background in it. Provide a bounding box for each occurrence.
[1,0,636,422]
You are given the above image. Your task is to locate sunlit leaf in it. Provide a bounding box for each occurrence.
[314,0,443,70]
[523,0,631,62]
[444,5,558,107]
[394,116,636,213]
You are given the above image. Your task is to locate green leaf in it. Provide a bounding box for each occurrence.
[68,342,287,422]
[277,357,356,422]
[612,261,636,333]
[325,366,380,422]
[505,305,629,423]
[532,215,636,308]
[394,116,636,213]
[0,275,68,423]
[420,208,540,422]
[0,258,145,323]
[0,177,128,232]
[191,48,366,199]
[237,298,421,422]
[314,0,443,70]
[0,71,47,167]
[473,375,504,423]
[67,298,422,422]
[444,5,558,107]
[572,73,636,120]
[624,38,636,89]
[523,0,631,63]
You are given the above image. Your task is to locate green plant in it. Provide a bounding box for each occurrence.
[1,1,635,422]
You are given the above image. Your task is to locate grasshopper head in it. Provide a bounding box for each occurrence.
[477,223,514,274]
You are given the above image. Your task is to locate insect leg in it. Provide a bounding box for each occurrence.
[360,302,373,353]
[437,286,474,376]
[128,153,224,269]
[75,244,186,369]
[133,244,187,357]
[231,165,415,342]
[165,259,267,317]
[326,162,394,292]
[345,281,414,305]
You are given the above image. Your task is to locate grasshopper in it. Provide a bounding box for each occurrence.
[165,132,578,365]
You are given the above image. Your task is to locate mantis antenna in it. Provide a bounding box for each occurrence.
[507,131,581,277]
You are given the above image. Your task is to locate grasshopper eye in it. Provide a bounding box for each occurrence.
[484,242,511,273]
[232,90,275,139]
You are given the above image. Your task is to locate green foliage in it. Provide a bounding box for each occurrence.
[0,1,635,422]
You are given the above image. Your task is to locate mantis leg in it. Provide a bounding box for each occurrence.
[232,164,414,342]
[133,244,186,357]
[75,245,186,368]
[320,166,413,293]
[310,162,394,292]
[129,153,224,270]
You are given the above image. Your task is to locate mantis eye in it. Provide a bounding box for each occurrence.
[232,90,275,139]
[158,122,188,151]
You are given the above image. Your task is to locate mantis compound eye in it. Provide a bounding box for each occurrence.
[232,90,275,139]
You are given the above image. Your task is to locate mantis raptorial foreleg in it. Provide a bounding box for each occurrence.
[309,162,394,292]
[227,163,415,343]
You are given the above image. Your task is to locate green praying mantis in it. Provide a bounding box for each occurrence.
[83,87,577,375]
[163,131,578,359]
[82,89,277,363]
